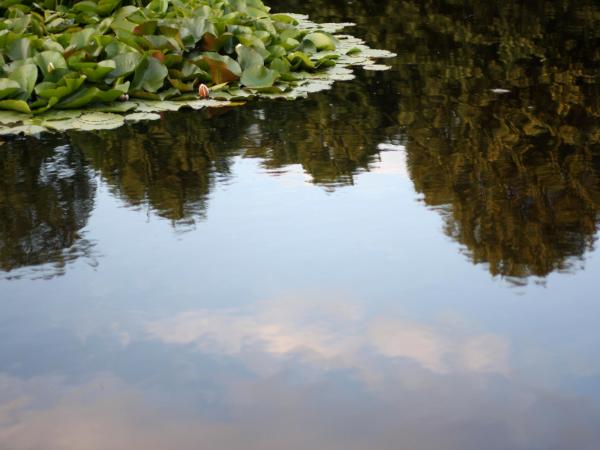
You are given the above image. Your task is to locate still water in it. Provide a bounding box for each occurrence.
[2,0,600,448]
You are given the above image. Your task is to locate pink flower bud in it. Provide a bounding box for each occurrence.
[198,83,210,98]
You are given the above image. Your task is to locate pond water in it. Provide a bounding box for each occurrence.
[2,0,600,448]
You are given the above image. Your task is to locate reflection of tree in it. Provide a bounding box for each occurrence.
[241,84,392,187]
[71,81,391,224]
[0,137,96,277]
[280,0,600,279]
[6,0,600,281]
[391,0,600,278]
[70,114,238,226]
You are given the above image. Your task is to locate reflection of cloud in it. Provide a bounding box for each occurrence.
[1,364,599,450]
[0,299,598,450]
[0,375,225,450]
[368,318,509,374]
[146,298,509,376]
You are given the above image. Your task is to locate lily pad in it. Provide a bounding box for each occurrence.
[43,112,125,131]
[125,112,162,122]
[0,0,395,135]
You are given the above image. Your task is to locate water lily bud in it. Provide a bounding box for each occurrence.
[47,62,55,73]
[118,94,129,102]
[198,83,210,98]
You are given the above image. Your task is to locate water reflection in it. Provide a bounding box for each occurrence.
[0,295,599,450]
[281,0,600,278]
[1,0,597,280]
[392,0,600,278]
[0,137,96,278]
[2,1,600,447]
[70,78,392,221]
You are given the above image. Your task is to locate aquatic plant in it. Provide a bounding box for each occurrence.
[0,0,394,134]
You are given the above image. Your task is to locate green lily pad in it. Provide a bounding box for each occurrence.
[303,32,337,51]
[0,99,31,113]
[0,0,395,134]
[241,65,279,88]
[43,112,125,131]
[8,64,38,99]
[131,56,168,93]
[0,78,22,100]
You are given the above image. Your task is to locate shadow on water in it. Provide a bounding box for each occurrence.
[2,0,600,281]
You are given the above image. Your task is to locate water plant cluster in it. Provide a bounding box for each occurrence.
[0,0,394,134]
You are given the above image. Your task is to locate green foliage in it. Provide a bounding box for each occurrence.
[0,0,393,124]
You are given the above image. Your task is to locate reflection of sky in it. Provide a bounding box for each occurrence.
[1,152,600,449]
[0,295,599,450]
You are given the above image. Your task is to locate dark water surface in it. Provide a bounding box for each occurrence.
[2,0,600,448]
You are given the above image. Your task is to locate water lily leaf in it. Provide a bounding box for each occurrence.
[35,51,68,78]
[180,17,216,43]
[0,110,30,124]
[8,64,38,100]
[94,102,137,113]
[79,60,117,82]
[52,85,125,110]
[109,52,142,79]
[44,112,124,131]
[168,78,195,92]
[69,28,97,49]
[35,74,86,99]
[97,0,122,16]
[145,0,168,16]
[7,37,34,60]
[287,51,315,70]
[72,1,99,15]
[363,64,391,71]
[0,124,47,136]
[236,45,264,70]
[303,32,336,50]
[202,53,241,84]
[133,20,158,36]
[0,99,31,113]
[0,78,23,99]
[241,65,279,88]
[271,13,297,24]
[124,112,161,122]
[131,56,168,93]
[56,87,101,109]
[39,110,84,122]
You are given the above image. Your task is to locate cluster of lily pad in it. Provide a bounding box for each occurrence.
[0,0,395,134]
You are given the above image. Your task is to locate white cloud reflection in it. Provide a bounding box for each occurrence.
[146,297,509,377]
[0,297,598,450]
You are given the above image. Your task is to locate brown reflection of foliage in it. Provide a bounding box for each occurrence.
[280,0,600,279]
[70,80,391,224]
[69,114,238,226]
[392,0,600,278]
[6,0,600,281]
[0,138,96,278]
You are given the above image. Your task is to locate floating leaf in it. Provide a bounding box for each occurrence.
[131,56,168,93]
[236,45,264,70]
[202,53,242,84]
[0,99,31,113]
[303,32,337,51]
[0,1,395,134]
[125,112,161,122]
[241,65,279,88]
[0,124,46,135]
[8,64,38,99]
[35,51,68,78]
[43,112,125,131]
[0,78,23,99]
[109,52,143,79]
[363,64,392,71]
